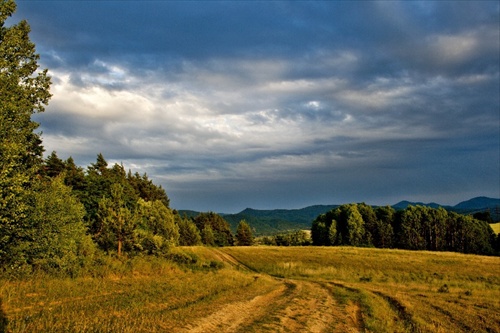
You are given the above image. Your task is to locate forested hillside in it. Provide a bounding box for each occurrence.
[393,197,500,220]
[222,205,338,235]
[182,197,500,236]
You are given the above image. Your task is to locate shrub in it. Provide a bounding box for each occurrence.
[166,250,198,266]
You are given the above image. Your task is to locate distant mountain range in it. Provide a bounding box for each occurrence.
[178,196,500,236]
[392,196,500,211]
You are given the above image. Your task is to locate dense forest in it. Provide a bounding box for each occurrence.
[312,203,499,255]
[0,0,498,278]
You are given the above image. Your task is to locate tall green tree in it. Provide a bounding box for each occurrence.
[135,199,179,254]
[329,204,365,246]
[397,206,426,250]
[311,209,337,246]
[95,184,137,255]
[83,155,138,234]
[63,156,86,192]
[328,220,337,245]
[42,151,65,178]
[27,176,95,275]
[193,212,233,246]
[235,220,254,246]
[374,206,395,248]
[346,204,364,246]
[127,171,170,208]
[136,199,178,244]
[311,216,329,245]
[0,0,51,266]
[421,207,448,251]
[177,215,201,246]
[200,225,215,247]
[357,203,377,246]
[88,153,109,176]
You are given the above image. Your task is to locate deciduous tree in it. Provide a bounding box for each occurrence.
[201,225,215,247]
[177,215,201,246]
[135,199,179,253]
[0,0,51,266]
[28,176,95,274]
[95,184,137,255]
[346,204,364,246]
[235,220,254,246]
[193,212,233,246]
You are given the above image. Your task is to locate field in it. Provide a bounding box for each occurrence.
[1,247,499,332]
[491,222,500,234]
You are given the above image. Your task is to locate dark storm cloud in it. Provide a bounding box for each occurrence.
[13,0,500,212]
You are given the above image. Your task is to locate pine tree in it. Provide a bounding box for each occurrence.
[63,157,86,191]
[43,151,65,178]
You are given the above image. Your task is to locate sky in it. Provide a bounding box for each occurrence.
[10,1,500,213]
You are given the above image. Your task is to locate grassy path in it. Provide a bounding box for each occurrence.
[182,276,358,333]
[207,248,386,332]
[213,248,416,332]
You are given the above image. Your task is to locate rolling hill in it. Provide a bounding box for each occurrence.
[179,196,500,236]
[222,205,339,236]
[454,196,500,210]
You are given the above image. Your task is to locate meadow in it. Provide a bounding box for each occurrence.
[224,246,500,332]
[1,246,499,332]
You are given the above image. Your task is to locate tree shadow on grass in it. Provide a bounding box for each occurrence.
[0,298,7,333]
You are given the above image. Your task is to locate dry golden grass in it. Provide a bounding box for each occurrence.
[0,250,279,333]
[223,246,500,332]
[1,247,498,332]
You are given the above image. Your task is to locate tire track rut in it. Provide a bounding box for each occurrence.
[182,249,363,333]
[213,249,422,333]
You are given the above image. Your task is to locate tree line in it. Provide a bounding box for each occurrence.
[0,1,253,276]
[46,152,256,255]
[311,203,499,255]
[3,149,255,275]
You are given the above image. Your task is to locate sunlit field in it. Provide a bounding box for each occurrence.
[224,246,500,332]
[1,246,499,332]
[0,249,279,333]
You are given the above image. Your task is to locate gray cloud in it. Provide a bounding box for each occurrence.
[15,1,500,212]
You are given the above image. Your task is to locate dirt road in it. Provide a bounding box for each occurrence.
[180,250,364,333]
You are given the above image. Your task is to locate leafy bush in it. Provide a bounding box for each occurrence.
[166,249,199,266]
